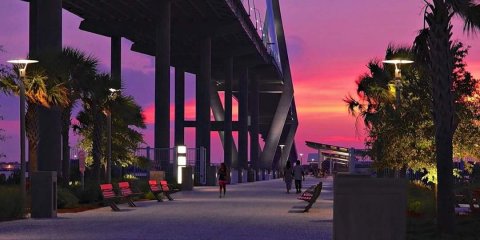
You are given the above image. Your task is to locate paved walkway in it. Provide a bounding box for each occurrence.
[0,176,333,240]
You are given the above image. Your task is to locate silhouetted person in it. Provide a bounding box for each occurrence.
[218,163,227,198]
[293,160,304,193]
[283,161,293,193]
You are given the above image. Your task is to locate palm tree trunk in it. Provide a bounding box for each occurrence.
[427,0,456,234]
[91,106,103,185]
[25,104,38,173]
[61,106,72,183]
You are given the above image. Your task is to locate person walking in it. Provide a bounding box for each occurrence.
[283,161,293,193]
[217,163,228,198]
[293,160,304,193]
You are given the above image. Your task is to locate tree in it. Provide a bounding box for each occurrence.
[75,94,145,168]
[0,56,69,173]
[421,0,480,234]
[57,47,98,183]
[74,74,145,183]
[74,74,145,184]
[345,43,479,176]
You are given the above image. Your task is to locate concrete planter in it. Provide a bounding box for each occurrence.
[333,174,407,240]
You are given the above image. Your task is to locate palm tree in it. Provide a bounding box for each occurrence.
[0,65,69,173]
[421,0,480,234]
[57,47,98,183]
[75,94,146,177]
[75,73,114,185]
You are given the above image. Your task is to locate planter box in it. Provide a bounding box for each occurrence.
[334,174,407,240]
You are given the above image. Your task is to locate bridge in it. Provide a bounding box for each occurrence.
[27,0,298,182]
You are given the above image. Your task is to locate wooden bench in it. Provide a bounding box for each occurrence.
[100,184,121,211]
[298,182,323,212]
[149,180,164,202]
[118,181,143,207]
[160,180,174,201]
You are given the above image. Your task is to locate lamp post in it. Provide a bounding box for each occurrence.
[7,59,38,205]
[382,59,413,178]
[278,144,285,178]
[382,59,413,109]
[299,153,303,165]
[106,88,120,183]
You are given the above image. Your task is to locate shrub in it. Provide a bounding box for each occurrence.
[57,187,79,209]
[408,182,435,217]
[0,186,25,221]
[70,181,101,204]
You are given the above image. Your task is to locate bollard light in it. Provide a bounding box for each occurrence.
[176,145,187,184]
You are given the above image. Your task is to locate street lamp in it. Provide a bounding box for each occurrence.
[106,88,120,183]
[382,59,413,178]
[382,59,414,108]
[7,59,38,205]
[299,153,304,165]
[278,144,285,178]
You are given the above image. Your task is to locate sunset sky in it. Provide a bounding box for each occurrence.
[1,0,479,163]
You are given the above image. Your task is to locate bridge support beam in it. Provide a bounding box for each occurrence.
[154,0,171,171]
[30,0,63,176]
[196,37,212,171]
[224,57,234,168]
[260,0,295,169]
[175,67,185,146]
[249,77,260,170]
[111,36,122,88]
[238,68,249,170]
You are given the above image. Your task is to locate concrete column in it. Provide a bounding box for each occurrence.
[30,0,62,174]
[249,77,259,170]
[224,57,233,168]
[111,36,122,88]
[238,68,249,170]
[196,37,211,168]
[175,67,185,146]
[155,0,171,171]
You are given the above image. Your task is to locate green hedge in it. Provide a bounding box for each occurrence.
[57,187,79,209]
[0,186,25,221]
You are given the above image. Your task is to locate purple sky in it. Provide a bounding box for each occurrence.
[1,0,479,163]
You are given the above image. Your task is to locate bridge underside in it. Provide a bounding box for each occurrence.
[27,0,299,180]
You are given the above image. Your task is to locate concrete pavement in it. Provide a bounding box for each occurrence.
[0,176,333,240]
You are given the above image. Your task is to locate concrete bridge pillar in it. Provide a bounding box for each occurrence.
[111,36,122,88]
[224,57,234,168]
[196,37,212,171]
[250,77,260,171]
[30,0,62,175]
[154,0,171,170]
[238,68,249,171]
[155,0,171,172]
[175,67,185,146]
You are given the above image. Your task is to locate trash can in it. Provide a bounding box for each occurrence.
[31,171,57,218]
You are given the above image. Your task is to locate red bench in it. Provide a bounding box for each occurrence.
[100,184,121,211]
[160,180,174,201]
[297,182,323,212]
[118,181,142,207]
[149,180,164,202]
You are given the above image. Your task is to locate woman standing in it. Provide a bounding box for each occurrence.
[217,163,227,198]
[283,161,293,193]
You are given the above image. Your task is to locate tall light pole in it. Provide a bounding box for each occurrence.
[278,144,285,177]
[382,59,413,109]
[106,88,120,183]
[7,59,38,206]
[299,153,303,165]
[382,59,413,177]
